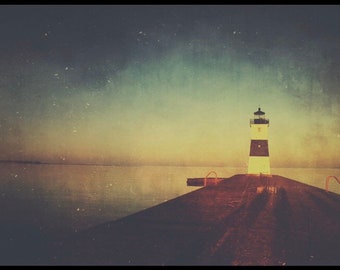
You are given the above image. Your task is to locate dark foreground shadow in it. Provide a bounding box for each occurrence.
[0,222,56,265]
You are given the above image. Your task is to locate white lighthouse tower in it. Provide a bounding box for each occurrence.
[247,107,271,176]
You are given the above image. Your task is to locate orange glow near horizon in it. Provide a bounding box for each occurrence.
[1,51,340,168]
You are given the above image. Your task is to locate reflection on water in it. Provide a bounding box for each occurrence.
[0,163,236,234]
[0,163,339,236]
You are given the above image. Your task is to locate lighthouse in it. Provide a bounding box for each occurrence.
[247,107,271,175]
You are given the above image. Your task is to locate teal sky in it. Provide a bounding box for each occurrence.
[1,5,340,168]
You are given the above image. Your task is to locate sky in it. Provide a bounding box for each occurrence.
[1,5,340,168]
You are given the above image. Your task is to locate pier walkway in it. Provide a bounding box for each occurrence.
[52,174,340,266]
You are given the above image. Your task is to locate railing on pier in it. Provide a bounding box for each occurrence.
[325,175,340,192]
[204,171,218,186]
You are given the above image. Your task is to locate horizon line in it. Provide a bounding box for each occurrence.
[0,159,339,169]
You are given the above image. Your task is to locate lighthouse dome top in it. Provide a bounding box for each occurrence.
[254,107,265,115]
[250,107,269,125]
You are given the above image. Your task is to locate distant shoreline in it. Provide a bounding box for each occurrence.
[0,160,44,164]
[0,160,129,167]
[0,160,339,169]
[0,160,230,167]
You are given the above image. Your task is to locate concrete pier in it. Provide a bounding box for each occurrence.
[52,174,340,266]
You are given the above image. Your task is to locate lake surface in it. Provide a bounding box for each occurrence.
[1,163,339,236]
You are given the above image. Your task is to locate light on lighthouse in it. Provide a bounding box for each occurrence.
[247,107,271,176]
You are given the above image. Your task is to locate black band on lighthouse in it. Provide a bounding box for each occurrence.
[249,140,269,156]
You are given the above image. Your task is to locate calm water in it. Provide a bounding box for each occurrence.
[1,163,339,236]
